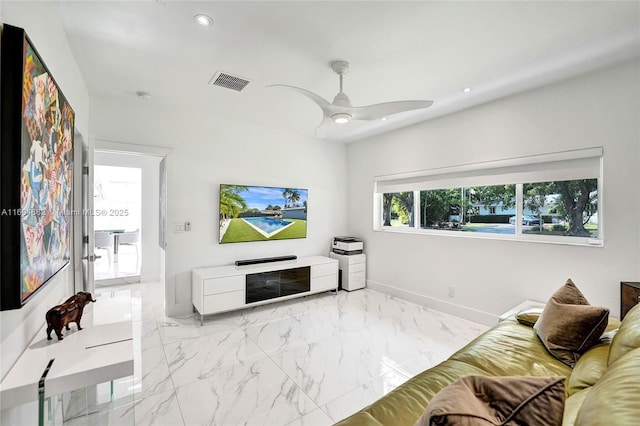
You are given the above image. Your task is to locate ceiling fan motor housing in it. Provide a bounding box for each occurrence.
[332,91,352,108]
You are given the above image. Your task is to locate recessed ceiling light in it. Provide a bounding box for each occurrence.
[463,87,472,93]
[381,117,387,121]
[194,14,213,26]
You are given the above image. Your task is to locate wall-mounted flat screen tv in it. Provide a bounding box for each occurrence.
[219,185,308,244]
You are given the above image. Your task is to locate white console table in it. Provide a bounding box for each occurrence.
[0,290,134,412]
[192,255,338,323]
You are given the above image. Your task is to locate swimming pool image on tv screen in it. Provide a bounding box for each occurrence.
[219,184,308,243]
[243,217,294,238]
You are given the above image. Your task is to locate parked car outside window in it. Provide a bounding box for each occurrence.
[509,215,542,225]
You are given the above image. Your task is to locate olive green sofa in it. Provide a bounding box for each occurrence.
[335,303,640,426]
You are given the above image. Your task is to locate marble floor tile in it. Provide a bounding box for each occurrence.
[156,317,204,344]
[88,284,488,426]
[244,307,344,354]
[321,369,411,422]
[164,327,267,388]
[135,319,163,351]
[156,311,241,345]
[235,292,336,329]
[175,357,317,426]
[331,319,443,371]
[285,408,334,426]
[138,345,174,398]
[270,335,390,407]
[132,390,184,426]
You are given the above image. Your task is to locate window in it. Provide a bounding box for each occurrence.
[521,179,598,237]
[417,185,516,235]
[381,192,414,227]
[373,148,603,246]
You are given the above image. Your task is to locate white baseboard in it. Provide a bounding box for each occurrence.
[366,279,499,326]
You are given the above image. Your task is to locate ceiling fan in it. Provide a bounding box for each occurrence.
[268,60,433,138]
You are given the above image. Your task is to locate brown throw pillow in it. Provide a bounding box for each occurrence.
[414,375,565,426]
[534,279,609,367]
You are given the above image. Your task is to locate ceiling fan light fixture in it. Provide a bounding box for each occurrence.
[332,113,352,124]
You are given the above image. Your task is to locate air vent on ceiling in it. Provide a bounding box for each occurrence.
[209,71,251,92]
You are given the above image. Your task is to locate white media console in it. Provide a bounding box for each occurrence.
[192,255,338,324]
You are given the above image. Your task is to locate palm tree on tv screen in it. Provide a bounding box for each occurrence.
[288,189,301,207]
[220,185,248,221]
[282,188,292,208]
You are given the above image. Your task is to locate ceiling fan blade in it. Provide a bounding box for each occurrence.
[352,100,433,121]
[314,115,335,139]
[268,84,349,135]
[267,84,332,109]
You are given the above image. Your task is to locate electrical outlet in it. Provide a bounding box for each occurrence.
[448,286,455,298]
[174,223,184,233]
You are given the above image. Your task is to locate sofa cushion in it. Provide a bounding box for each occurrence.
[575,348,640,425]
[608,302,640,366]
[563,388,591,426]
[334,360,491,426]
[414,376,565,426]
[450,320,572,378]
[534,279,609,367]
[567,344,609,396]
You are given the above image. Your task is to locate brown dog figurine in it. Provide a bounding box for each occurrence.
[46,291,96,340]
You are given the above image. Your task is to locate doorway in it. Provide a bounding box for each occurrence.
[93,150,162,285]
[93,164,142,281]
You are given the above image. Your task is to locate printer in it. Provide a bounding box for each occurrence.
[332,236,363,255]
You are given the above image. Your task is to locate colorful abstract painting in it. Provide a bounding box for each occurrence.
[18,38,74,302]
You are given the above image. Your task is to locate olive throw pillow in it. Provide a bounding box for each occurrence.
[515,307,544,327]
[414,375,565,426]
[534,279,609,367]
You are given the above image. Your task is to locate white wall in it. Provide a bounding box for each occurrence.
[347,60,640,324]
[0,2,90,380]
[90,99,348,316]
[94,151,162,283]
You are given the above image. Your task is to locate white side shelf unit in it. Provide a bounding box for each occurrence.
[329,252,366,291]
[192,255,338,323]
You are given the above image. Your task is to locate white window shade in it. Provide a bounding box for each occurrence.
[375,147,602,193]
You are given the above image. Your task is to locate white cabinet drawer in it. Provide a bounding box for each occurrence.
[311,262,337,278]
[344,254,366,265]
[344,270,366,290]
[203,291,244,313]
[311,274,337,292]
[203,275,244,295]
[349,270,366,284]
[349,262,366,273]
